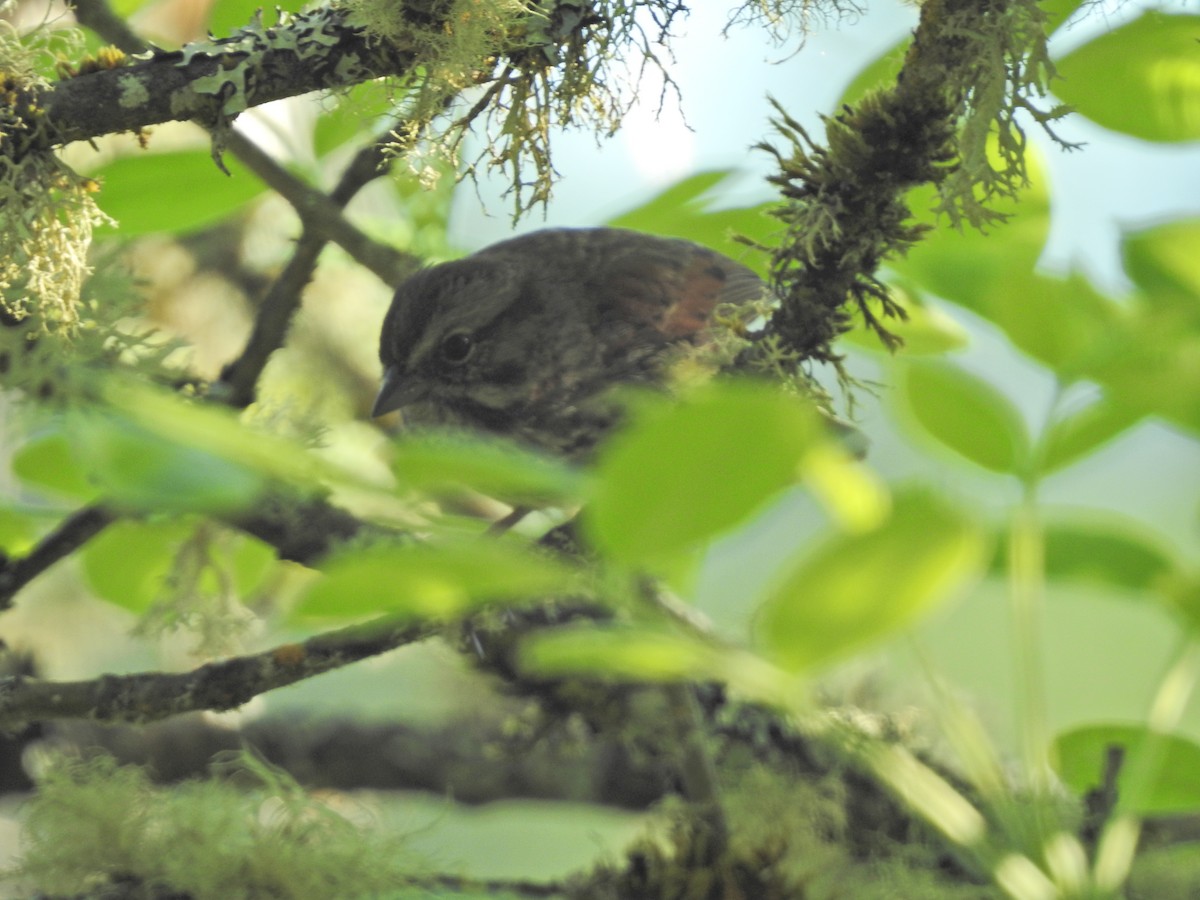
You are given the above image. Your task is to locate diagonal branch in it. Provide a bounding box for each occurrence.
[0,614,435,727]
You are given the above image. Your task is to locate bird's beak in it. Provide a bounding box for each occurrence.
[371,365,426,418]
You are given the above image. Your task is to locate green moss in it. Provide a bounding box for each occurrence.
[8,754,430,899]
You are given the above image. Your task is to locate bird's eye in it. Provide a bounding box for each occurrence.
[439,332,474,365]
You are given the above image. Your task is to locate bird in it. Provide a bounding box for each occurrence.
[372,227,772,457]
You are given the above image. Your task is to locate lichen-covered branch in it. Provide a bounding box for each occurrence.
[756,0,1064,371]
[36,6,414,152]
[0,614,435,727]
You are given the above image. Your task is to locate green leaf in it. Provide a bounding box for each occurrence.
[1041,398,1143,473]
[758,489,988,672]
[586,382,821,568]
[1042,0,1089,32]
[81,519,195,612]
[993,520,1177,596]
[11,431,102,501]
[1056,13,1200,143]
[1123,219,1200,309]
[312,81,396,158]
[95,151,267,236]
[606,171,775,277]
[101,379,336,490]
[981,271,1117,377]
[390,431,586,508]
[900,361,1031,475]
[837,36,909,110]
[520,625,723,682]
[208,0,304,39]
[0,507,40,555]
[68,410,267,514]
[298,539,580,618]
[1054,724,1200,815]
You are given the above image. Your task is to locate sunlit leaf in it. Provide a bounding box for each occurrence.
[1042,398,1143,474]
[11,431,101,501]
[208,0,305,39]
[1054,724,1200,815]
[758,489,988,672]
[981,271,1117,377]
[521,625,722,681]
[606,171,775,277]
[900,361,1030,475]
[68,410,267,514]
[298,538,580,618]
[1123,219,1200,309]
[95,151,267,236]
[1057,13,1200,142]
[101,379,335,490]
[390,431,587,508]
[993,520,1177,596]
[81,518,196,612]
[587,382,821,568]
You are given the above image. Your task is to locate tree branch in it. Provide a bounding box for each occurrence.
[0,505,116,612]
[0,614,435,727]
[37,6,416,152]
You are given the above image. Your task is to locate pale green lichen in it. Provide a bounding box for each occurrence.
[0,21,111,330]
[353,0,690,218]
[116,70,148,107]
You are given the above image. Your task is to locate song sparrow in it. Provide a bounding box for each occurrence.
[373,227,770,456]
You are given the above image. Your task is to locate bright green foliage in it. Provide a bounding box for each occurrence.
[298,538,581,618]
[901,361,1030,476]
[586,381,823,569]
[757,489,989,672]
[1057,12,1200,142]
[1054,724,1200,815]
[94,151,268,236]
[390,430,586,509]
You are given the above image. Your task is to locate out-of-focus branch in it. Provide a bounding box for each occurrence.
[0,506,116,611]
[0,614,435,727]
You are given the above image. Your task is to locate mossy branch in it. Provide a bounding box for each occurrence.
[757,0,1067,371]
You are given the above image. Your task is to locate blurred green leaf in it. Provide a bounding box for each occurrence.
[81,518,194,612]
[68,410,267,513]
[900,361,1031,475]
[993,520,1176,595]
[299,538,580,618]
[95,151,266,236]
[983,271,1117,377]
[0,507,39,555]
[111,0,160,15]
[391,431,586,508]
[12,431,102,501]
[1056,13,1200,142]
[587,382,821,568]
[101,379,338,490]
[1054,724,1200,815]
[1041,397,1142,473]
[606,171,775,276]
[1123,219,1200,309]
[1042,0,1089,32]
[758,489,988,672]
[521,625,722,682]
[313,82,399,158]
[208,0,304,39]
[837,36,908,110]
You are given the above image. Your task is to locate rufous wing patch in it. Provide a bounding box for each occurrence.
[658,255,728,339]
